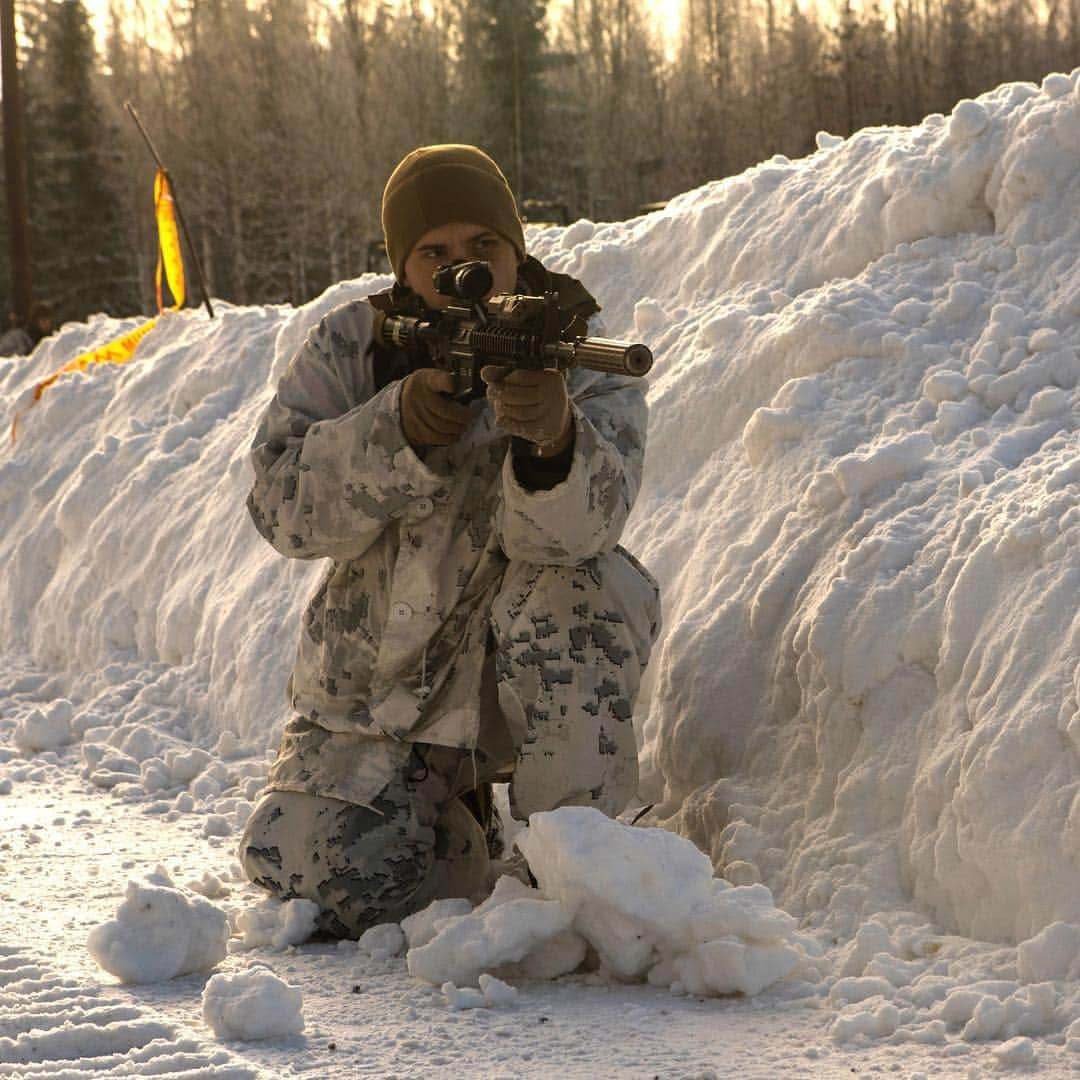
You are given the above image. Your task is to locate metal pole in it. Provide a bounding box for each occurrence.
[1,0,32,324]
[123,101,215,319]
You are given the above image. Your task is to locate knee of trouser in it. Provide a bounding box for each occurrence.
[241,786,442,938]
[411,797,491,909]
[492,545,661,672]
[239,786,435,898]
[239,791,291,891]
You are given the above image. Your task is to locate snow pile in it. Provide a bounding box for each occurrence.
[806,915,1080,1047]
[407,807,815,997]
[201,967,304,1040]
[0,280,369,760]
[534,72,1080,945]
[0,60,1078,1055]
[87,868,229,983]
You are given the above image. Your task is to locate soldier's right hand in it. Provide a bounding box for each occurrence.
[400,368,471,449]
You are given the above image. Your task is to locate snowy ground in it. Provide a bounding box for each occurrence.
[2,69,1080,1077]
[4,762,1065,1079]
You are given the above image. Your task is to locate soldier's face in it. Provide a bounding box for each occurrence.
[403,222,520,310]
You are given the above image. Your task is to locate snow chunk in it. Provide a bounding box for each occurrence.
[234,897,320,951]
[634,299,666,334]
[948,100,989,140]
[441,974,518,1009]
[830,976,896,1006]
[1066,1016,1080,1049]
[186,871,230,899]
[400,897,474,950]
[202,814,232,838]
[358,922,406,959]
[87,877,229,983]
[743,407,808,465]
[511,807,801,994]
[166,746,213,784]
[991,1036,1037,1067]
[837,921,895,977]
[1017,921,1080,982]
[202,968,304,1040]
[1027,386,1070,418]
[962,995,1007,1040]
[832,432,934,497]
[830,998,901,1043]
[406,879,574,987]
[922,370,969,403]
[479,972,519,1007]
[13,701,74,753]
[560,219,595,248]
[1042,72,1073,98]
[442,981,486,1009]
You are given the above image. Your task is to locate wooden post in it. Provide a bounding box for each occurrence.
[123,101,215,319]
[1,0,32,323]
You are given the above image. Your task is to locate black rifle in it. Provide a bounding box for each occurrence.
[372,260,653,402]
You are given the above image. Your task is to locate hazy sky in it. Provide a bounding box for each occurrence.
[81,0,683,51]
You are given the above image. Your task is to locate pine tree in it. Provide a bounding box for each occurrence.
[22,0,139,322]
[465,0,553,201]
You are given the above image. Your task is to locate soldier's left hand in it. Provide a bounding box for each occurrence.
[481,366,573,456]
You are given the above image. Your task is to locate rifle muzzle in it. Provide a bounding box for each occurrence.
[567,338,654,377]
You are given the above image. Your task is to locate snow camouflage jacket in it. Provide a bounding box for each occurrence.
[248,258,650,804]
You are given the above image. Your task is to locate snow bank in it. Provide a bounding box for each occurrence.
[87,868,229,983]
[406,807,813,997]
[1,62,1078,1007]
[0,279,372,760]
[530,72,1080,945]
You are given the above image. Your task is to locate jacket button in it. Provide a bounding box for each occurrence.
[413,497,434,518]
[392,602,414,621]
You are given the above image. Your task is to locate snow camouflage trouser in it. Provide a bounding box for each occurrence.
[241,548,661,938]
[241,757,490,938]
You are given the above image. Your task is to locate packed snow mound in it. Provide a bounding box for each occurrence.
[87,867,229,983]
[1,69,1078,960]
[406,807,816,996]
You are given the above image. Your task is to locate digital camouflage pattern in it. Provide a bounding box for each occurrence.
[241,750,491,937]
[247,293,660,817]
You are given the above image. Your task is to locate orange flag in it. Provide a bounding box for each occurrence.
[11,169,186,444]
[155,168,186,312]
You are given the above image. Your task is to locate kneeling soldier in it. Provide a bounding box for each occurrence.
[240,144,661,937]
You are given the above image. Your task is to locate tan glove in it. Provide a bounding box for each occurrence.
[481,366,573,457]
[400,368,471,449]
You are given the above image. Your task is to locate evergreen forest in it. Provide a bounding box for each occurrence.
[2,0,1079,323]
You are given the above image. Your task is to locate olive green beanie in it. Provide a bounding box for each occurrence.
[381,144,526,282]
